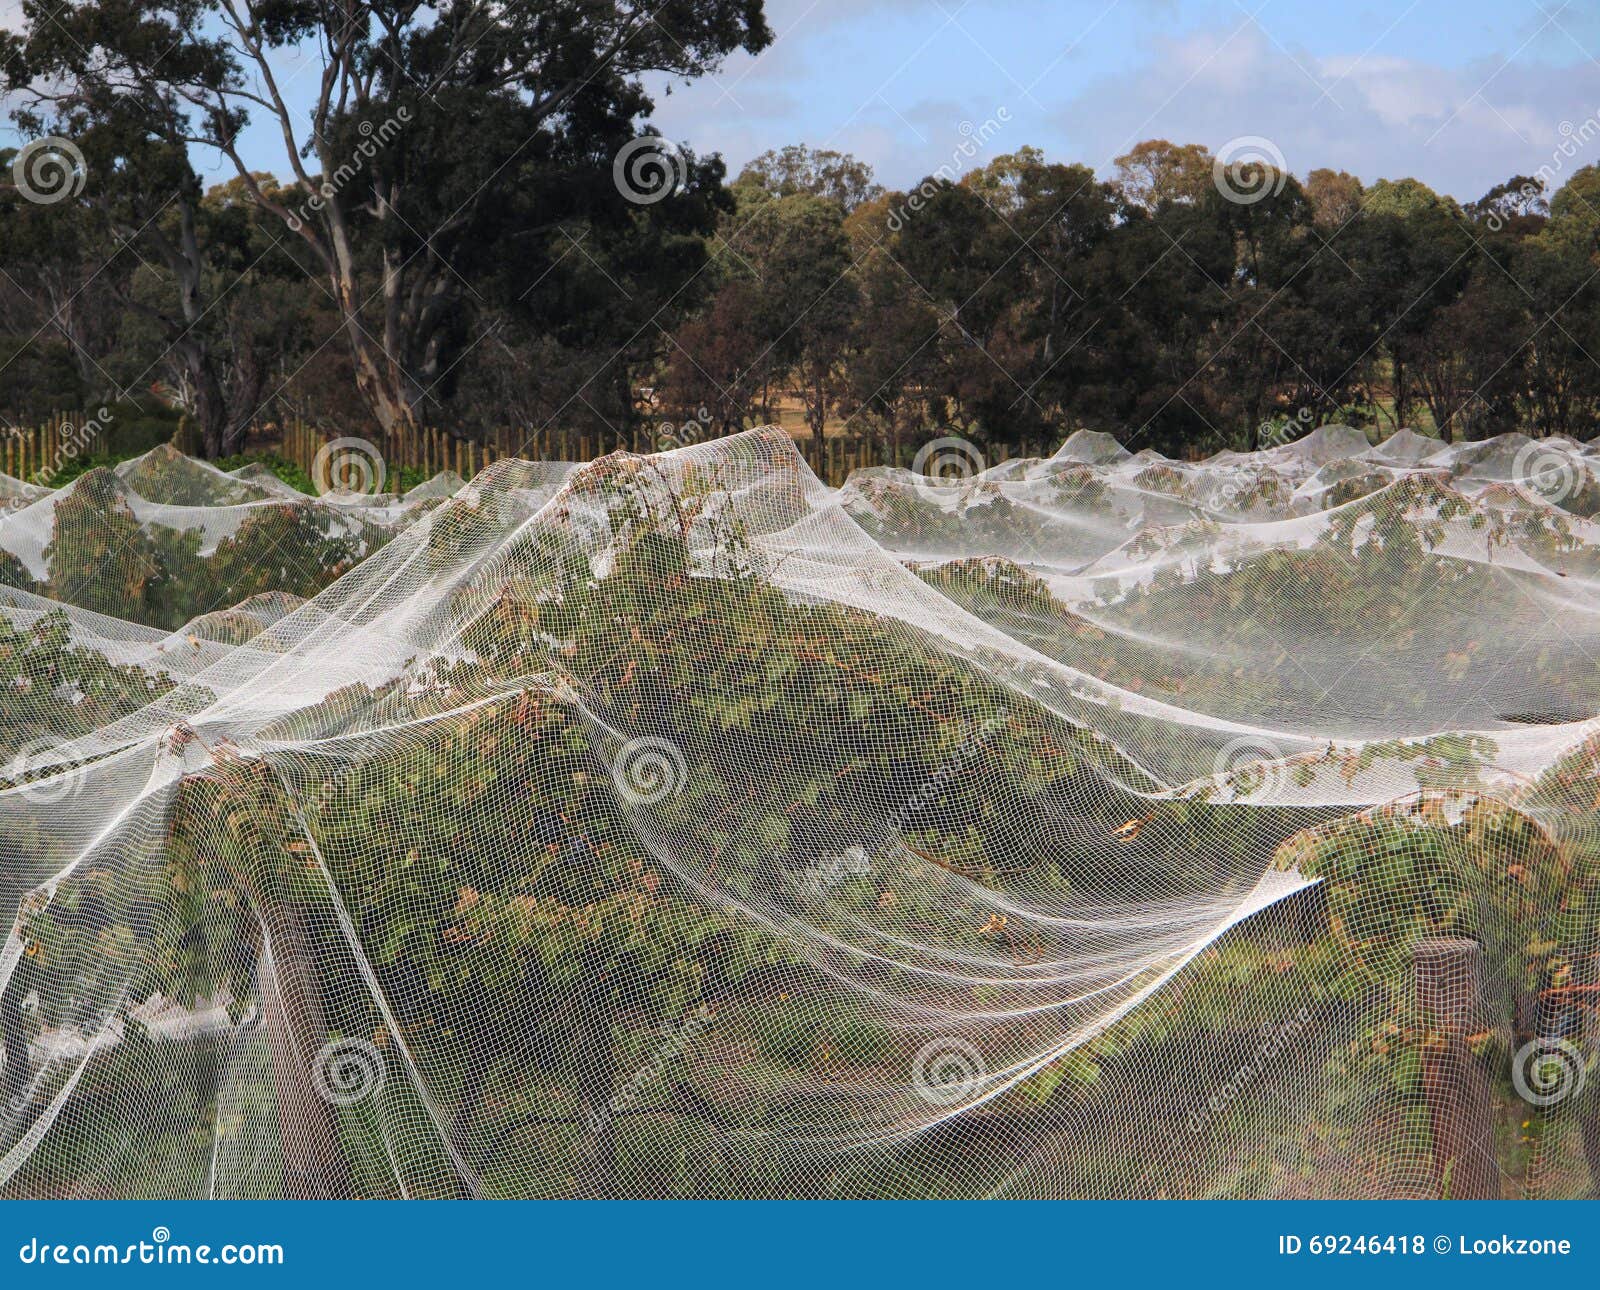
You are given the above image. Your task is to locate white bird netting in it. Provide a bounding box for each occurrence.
[0,426,1596,1198]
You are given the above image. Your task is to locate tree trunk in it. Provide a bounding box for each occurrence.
[344,312,419,449]
[1391,355,1410,432]
[809,368,827,461]
[197,378,229,460]
[321,220,422,453]
[221,349,266,458]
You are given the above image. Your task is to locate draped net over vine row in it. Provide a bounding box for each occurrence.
[0,426,1597,1198]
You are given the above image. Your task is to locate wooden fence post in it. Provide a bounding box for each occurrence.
[1413,938,1500,1198]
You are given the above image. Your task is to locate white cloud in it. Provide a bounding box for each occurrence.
[1058,23,1600,198]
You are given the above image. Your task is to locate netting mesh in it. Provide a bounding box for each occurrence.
[0,428,1596,1198]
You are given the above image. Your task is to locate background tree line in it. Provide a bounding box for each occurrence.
[670,142,1600,459]
[1,5,1598,462]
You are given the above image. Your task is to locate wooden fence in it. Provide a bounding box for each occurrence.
[8,414,1058,492]
[285,421,1059,489]
[2,412,84,484]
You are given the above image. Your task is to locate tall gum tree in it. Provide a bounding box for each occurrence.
[2,1,772,446]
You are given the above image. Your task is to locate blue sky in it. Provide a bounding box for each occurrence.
[633,0,1600,199]
[6,0,1600,200]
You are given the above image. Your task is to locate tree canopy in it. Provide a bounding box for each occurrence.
[4,11,1600,462]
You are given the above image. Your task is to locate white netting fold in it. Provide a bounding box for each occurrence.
[0,427,1596,1197]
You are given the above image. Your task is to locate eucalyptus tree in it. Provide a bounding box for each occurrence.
[2,1,772,445]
